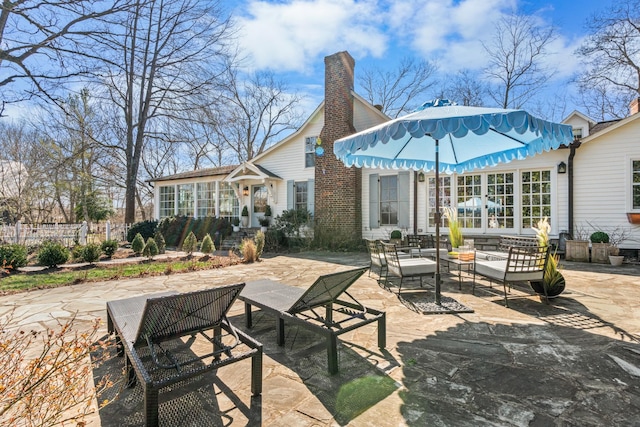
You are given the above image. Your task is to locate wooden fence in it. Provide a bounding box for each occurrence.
[0,221,132,247]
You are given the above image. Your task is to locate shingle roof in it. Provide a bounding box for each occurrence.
[149,165,238,182]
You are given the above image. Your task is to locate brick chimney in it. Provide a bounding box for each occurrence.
[630,98,640,116]
[315,51,362,247]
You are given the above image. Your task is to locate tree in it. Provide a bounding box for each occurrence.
[483,14,556,109]
[215,65,303,161]
[359,57,438,118]
[95,0,235,223]
[0,0,133,115]
[443,69,487,107]
[575,0,640,119]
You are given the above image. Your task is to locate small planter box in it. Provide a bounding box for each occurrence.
[591,243,610,264]
[565,240,590,262]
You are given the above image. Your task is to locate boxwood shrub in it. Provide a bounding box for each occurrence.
[0,244,28,269]
[126,220,158,243]
[38,241,69,268]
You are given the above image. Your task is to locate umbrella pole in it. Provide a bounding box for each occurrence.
[434,138,441,305]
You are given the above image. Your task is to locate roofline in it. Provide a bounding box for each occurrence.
[580,112,640,143]
[562,110,597,125]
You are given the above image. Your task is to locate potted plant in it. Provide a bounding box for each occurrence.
[531,217,565,301]
[565,224,590,262]
[390,230,403,245]
[608,225,630,266]
[232,217,240,232]
[241,206,249,227]
[264,205,272,219]
[259,216,269,232]
[590,231,610,264]
[443,207,463,249]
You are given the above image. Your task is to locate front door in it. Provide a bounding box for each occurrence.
[251,184,268,227]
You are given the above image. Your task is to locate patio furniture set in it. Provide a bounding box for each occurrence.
[106,268,385,426]
[366,234,550,307]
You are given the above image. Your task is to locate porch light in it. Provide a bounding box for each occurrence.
[418,172,425,182]
[557,161,567,174]
[242,186,249,196]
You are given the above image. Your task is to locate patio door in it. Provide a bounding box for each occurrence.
[251,184,267,227]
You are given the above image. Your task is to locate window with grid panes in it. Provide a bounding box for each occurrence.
[456,174,482,228]
[305,137,316,168]
[380,175,398,225]
[159,186,175,218]
[428,176,452,227]
[218,182,238,218]
[633,160,640,209]
[487,172,515,229]
[177,184,194,216]
[521,170,551,229]
[196,182,216,217]
[295,181,308,210]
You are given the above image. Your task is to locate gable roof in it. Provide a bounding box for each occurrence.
[149,165,238,183]
[581,112,640,143]
[563,110,597,125]
[225,162,282,182]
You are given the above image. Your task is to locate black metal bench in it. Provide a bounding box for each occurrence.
[107,284,263,426]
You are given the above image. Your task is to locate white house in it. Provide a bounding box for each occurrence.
[150,51,640,253]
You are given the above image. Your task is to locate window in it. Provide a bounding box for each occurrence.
[218,182,238,218]
[197,182,216,218]
[159,186,175,218]
[177,184,194,216]
[295,181,308,210]
[305,136,316,168]
[573,128,583,140]
[253,185,267,213]
[487,172,514,229]
[521,170,551,229]
[427,176,451,228]
[380,175,398,225]
[633,160,640,209]
[456,174,482,228]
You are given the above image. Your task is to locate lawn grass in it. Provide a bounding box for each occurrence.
[0,256,241,293]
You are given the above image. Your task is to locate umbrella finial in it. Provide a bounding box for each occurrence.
[416,99,456,111]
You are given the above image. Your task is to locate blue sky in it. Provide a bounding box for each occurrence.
[230,0,612,120]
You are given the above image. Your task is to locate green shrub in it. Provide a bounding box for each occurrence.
[153,231,166,254]
[264,205,272,217]
[101,239,119,258]
[156,216,231,247]
[263,229,287,252]
[142,237,159,259]
[201,233,214,254]
[81,243,102,264]
[254,230,265,259]
[182,231,198,255]
[127,220,158,243]
[37,241,69,268]
[590,231,609,243]
[0,244,28,269]
[131,233,145,255]
[390,230,402,239]
[241,206,249,217]
[273,208,312,237]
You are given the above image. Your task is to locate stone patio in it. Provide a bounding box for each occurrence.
[1,252,639,426]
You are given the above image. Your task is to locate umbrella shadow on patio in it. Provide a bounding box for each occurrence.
[90,335,262,427]
[395,317,640,425]
[228,312,400,426]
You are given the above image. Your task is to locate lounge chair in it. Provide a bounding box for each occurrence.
[238,268,385,374]
[473,245,550,307]
[106,284,263,427]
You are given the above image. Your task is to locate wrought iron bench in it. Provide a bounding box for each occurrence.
[473,245,550,307]
[106,284,263,426]
[238,268,385,375]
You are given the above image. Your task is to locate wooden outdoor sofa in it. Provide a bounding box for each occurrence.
[238,268,386,374]
[106,284,263,426]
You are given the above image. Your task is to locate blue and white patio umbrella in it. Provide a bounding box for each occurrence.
[334,99,574,305]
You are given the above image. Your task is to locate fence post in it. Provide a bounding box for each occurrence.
[106,220,111,241]
[15,220,21,244]
[81,221,88,245]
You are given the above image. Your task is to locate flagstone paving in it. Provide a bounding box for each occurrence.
[1,252,639,426]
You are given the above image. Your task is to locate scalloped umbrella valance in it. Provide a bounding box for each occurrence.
[334,99,574,306]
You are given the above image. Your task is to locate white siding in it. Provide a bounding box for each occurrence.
[573,119,640,248]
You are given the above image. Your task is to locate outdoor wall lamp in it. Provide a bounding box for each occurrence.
[242,186,249,196]
[418,172,425,182]
[557,161,567,174]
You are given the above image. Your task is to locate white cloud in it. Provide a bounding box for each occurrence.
[236,0,388,73]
